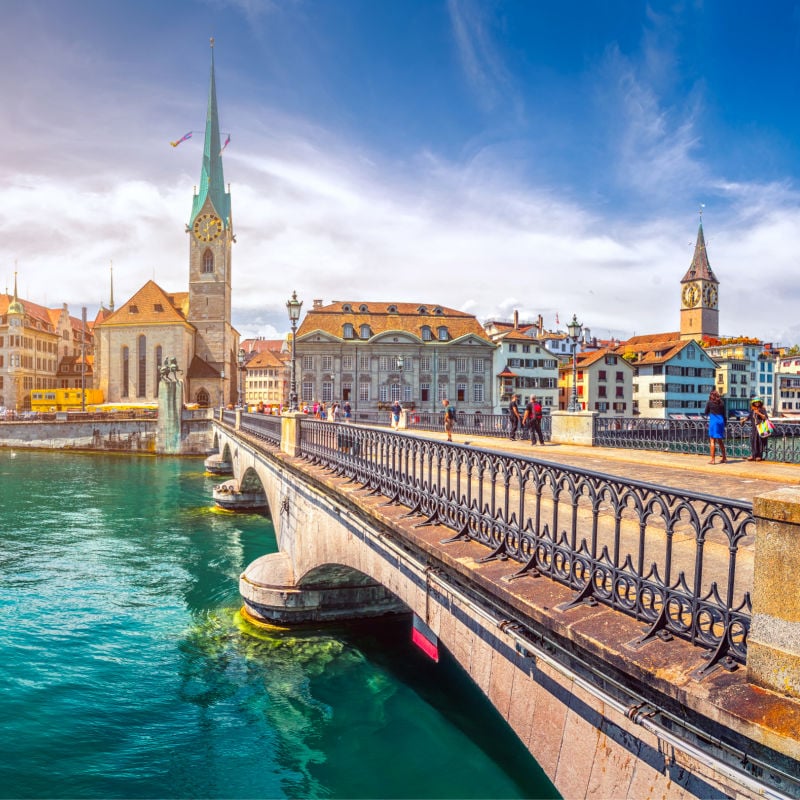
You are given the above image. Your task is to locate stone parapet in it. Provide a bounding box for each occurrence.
[549,410,597,445]
[749,487,800,698]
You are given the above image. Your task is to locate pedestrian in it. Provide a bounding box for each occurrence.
[442,398,456,442]
[474,410,482,430]
[704,390,727,464]
[332,402,341,422]
[508,394,521,440]
[745,398,770,462]
[524,395,545,445]
[391,399,402,430]
[343,399,352,423]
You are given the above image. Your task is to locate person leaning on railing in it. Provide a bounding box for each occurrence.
[704,390,727,464]
[745,397,769,462]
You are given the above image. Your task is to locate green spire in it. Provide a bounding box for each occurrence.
[9,270,24,315]
[190,38,231,227]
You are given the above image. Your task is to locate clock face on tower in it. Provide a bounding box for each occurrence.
[193,213,223,242]
[703,283,718,308]
[682,283,700,308]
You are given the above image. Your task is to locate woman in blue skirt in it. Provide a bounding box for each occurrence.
[704,390,727,464]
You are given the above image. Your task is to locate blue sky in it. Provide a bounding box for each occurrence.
[2,0,800,344]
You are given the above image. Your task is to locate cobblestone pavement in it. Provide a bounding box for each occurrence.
[415,429,799,503]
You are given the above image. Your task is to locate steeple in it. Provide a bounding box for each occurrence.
[190,38,230,228]
[8,270,24,316]
[109,262,115,312]
[681,221,718,283]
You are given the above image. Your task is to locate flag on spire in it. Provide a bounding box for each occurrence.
[219,133,230,157]
[170,131,193,148]
[555,313,560,326]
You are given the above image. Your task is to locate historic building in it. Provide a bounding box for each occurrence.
[0,275,92,412]
[487,328,559,412]
[295,300,496,416]
[616,334,717,417]
[94,41,238,408]
[703,339,776,416]
[680,220,720,341]
[558,349,633,415]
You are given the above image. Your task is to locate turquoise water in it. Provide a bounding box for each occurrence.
[0,451,557,799]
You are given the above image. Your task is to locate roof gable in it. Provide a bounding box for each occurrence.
[99,280,193,328]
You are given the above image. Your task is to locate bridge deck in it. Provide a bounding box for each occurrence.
[418,428,798,503]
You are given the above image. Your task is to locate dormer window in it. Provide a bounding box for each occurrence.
[203,250,214,274]
[421,325,432,341]
[342,303,352,312]
[433,306,443,315]
[359,324,371,339]
[153,303,164,312]
[129,305,139,314]
[387,304,398,313]
[417,305,427,314]
[343,323,355,339]
[437,326,449,341]
[359,304,369,313]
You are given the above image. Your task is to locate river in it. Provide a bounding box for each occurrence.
[0,450,557,799]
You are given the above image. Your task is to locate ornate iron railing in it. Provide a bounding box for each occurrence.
[407,411,552,440]
[297,419,753,671]
[594,416,800,463]
[240,412,282,446]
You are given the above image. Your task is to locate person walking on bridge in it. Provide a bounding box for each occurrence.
[508,394,521,440]
[523,396,545,446]
[704,390,727,464]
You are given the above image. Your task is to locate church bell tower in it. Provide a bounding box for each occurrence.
[187,38,237,406]
[680,216,719,341]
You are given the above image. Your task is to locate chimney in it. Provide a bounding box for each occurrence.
[313,299,323,309]
[513,309,519,330]
[537,314,543,336]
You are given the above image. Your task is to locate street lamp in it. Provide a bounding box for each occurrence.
[237,347,246,409]
[286,290,303,411]
[567,314,583,412]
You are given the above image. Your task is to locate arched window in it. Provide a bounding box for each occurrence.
[387,304,398,313]
[343,323,355,339]
[203,250,214,273]
[122,346,129,397]
[438,326,449,341]
[138,335,147,397]
[360,324,371,340]
[342,303,352,312]
[359,304,369,313]
[154,345,163,397]
[421,325,432,341]
[196,389,210,407]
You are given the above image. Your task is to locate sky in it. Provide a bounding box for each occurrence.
[2,0,800,345]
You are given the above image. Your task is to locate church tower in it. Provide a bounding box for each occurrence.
[680,218,719,341]
[186,38,237,406]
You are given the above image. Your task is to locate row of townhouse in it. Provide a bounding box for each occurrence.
[293,301,635,417]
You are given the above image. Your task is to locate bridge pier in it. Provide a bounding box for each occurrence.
[240,552,407,624]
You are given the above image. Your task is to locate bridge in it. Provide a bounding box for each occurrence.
[212,411,800,800]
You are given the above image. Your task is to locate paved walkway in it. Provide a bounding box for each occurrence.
[414,429,799,503]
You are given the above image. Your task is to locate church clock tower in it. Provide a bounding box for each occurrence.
[187,38,237,407]
[680,217,719,341]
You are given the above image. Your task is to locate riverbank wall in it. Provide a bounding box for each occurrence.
[0,416,212,454]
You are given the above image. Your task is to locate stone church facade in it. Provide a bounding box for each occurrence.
[95,41,238,408]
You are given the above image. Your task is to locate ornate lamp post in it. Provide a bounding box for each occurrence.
[567,314,583,412]
[286,291,303,411]
[237,347,246,409]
